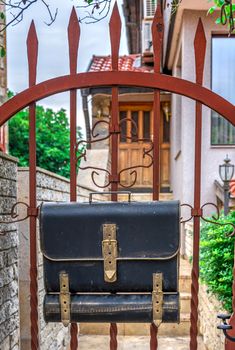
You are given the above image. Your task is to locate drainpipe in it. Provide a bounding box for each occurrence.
[81,88,91,149]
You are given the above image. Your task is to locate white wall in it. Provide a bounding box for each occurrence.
[171,10,235,213]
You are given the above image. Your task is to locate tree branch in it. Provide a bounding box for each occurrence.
[40,0,58,26]
[77,0,112,24]
[1,0,233,36]
[0,0,38,31]
[0,0,58,31]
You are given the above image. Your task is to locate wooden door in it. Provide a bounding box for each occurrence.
[119,104,153,188]
[118,103,170,191]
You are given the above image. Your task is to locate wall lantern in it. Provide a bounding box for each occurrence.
[162,101,171,122]
[219,155,234,216]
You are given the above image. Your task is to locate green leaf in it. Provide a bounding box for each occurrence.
[0,46,6,57]
[208,6,216,15]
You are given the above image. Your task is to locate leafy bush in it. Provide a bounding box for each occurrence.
[9,104,83,179]
[200,211,235,312]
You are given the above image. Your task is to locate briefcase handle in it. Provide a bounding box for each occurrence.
[89,191,132,204]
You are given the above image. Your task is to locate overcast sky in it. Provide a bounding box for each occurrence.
[6,0,128,134]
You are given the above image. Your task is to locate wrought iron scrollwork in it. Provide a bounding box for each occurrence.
[180,202,235,237]
[0,201,39,235]
[92,119,111,139]
[76,119,113,189]
[77,117,154,189]
[76,119,112,162]
[118,139,153,188]
[220,0,235,35]
[217,314,235,342]
[119,117,137,141]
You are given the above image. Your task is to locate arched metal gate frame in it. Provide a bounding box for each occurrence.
[0,1,235,350]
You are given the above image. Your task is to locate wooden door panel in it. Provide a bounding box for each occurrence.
[160,144,170,188]
[118,103,170,190]
[129,147,141,187]
[119,144,153,188]
[142,144,153,186]
[119,148,129,186]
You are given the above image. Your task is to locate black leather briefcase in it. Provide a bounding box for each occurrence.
[39,195,180,327]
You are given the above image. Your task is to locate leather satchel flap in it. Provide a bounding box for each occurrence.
[39,201,180,261]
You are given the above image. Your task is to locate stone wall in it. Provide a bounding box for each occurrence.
[18,167,70,349]
[199,284,225,350]
[0,5,8,152]
[0,152,19,350]
[18,166,107,349]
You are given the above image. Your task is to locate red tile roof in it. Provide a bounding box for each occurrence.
[88,55,153,73]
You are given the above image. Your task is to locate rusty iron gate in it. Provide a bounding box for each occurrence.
[0,1,235,349]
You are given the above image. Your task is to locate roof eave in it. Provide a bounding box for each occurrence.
[122,0,141,54]
[165,0,213,70]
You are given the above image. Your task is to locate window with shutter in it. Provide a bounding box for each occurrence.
[144,0,157,18]
[211,36,235,145]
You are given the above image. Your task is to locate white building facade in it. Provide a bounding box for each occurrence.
[164,1,235,209]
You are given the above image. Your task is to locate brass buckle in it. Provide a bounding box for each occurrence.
[59,272,70,327]
[102,223,118,283]
[152,273,163,327]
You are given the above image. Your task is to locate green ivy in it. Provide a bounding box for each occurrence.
[200,211,235,312]
[209,0,235,31]
[8,97,84,179]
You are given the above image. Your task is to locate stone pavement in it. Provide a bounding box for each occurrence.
[78,335,207,349]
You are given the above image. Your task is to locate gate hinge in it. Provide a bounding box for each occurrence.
[102,223,118,283]
[59,272,71,327]
[152,273,163,327]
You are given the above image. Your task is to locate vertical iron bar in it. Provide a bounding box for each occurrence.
[150,324,158,350]
[190,19,206,350]
[27,21,39,350]
[29,103,38,350]
[110,323,118,350]
[110,1,121,203]
[70,87,77,203]
[190,102,202,350]
[69,85,79,348]
[152,90,161,201]
[110,86,119,202]
[150,2,164,347]
[225,248,235,349]
[151,0,163,203]
[109,3,121,348]
[68,8,80,349]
